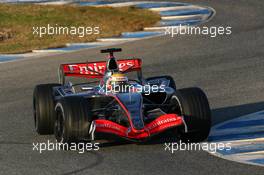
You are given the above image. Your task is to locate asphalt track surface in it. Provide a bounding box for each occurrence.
[0,0,264,174]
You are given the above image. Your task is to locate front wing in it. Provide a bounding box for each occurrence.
[93,114,185,140]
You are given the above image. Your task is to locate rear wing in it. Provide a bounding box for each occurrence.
[59,59,142,84]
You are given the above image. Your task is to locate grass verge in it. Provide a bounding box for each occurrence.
[0,4,160,54]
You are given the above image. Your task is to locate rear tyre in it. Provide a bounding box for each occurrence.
[33,84,61,135]
[171,87,211,142]
[146,75,176,90]
[55,96,92,143]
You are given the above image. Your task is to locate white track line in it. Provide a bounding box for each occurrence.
[144,25,189,31]
[237,151,264,156]
[149,5,204,12]
[96,38,141,42]
[93,1,150,7]
[38,1,73,5]
[224,151,264,161]
[161,14,205,20]
[223,152,264,166]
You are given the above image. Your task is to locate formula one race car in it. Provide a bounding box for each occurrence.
[33,48,211,143]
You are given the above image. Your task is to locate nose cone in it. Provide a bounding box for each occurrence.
[116,93,145,130]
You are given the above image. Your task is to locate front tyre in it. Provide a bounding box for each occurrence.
[171,87,211,142]
[55,96,92,143]
[33,84,61,135]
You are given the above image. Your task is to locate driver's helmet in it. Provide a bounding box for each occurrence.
[106,72,129,92]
